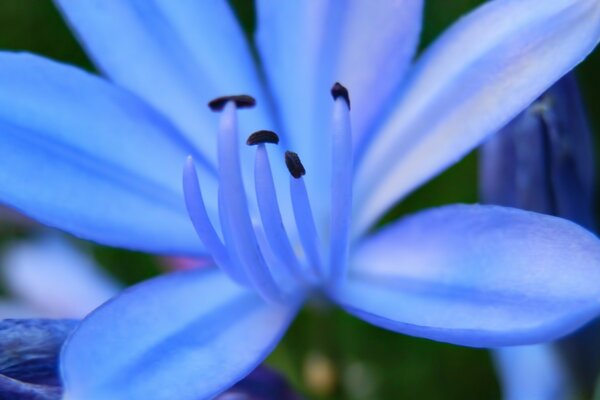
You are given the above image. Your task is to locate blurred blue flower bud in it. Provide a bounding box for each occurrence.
[0,319,76,400]
[480,73,595,228]
[480,73,599,398]
[216,366,303,400]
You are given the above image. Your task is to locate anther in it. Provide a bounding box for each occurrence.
[331,82,350,109]
[285,151,306,179]
[208,95,256,111]
[247,130,280,146]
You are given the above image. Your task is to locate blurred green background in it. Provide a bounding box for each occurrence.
[0,1,598,399]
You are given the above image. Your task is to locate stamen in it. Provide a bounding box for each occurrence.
[329,92,353,287]
[208,95,256,111]
[285,151,306,179]
[331,82,350,109]
[217,101,283,302]
[254,144,307,283]
[218,187,247,282]
[247,130,280,146]
[182,157,247,284]
[287,154,324,278]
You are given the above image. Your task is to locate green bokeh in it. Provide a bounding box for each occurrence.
[0,1,598,399]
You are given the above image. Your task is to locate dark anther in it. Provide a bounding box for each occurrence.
[246,130,280,146]
[208,95,256,111]
[284,151,306,179]
[330,82,350,109]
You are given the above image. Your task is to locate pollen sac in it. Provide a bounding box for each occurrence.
[246,130,280,146]
[284,151,306,179]
[331,82,350,109]
[208,95,256,111]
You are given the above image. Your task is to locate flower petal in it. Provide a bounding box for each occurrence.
[493,345,571,400]
[0,52,211,254]
[335,204,600,347]
[2,236,120,318]
[355,0,600,232]
[255,0,423,216]
[61,269,298,400]
[336,0,423,147]
[55,0,275,166]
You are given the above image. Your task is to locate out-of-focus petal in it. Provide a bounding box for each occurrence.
[255,0,423,220]
[0,52,210,255]
[493,345,571,400]
[1,236,120,318]
[335,205,600,347]
[0,376,62,400]
[480,74,595,228]
[216,366,303,400]
[355,0,600,232]
[0,301,39,319]
[61,269,298,400]
[55,0,275,168]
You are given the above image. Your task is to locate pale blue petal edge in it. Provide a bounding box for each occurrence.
[61,269,299,400]
[0,52,209,255]
[335,204,600,347]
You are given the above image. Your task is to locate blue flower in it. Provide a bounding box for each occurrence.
[0,0,598,399]
[481,74,600,399]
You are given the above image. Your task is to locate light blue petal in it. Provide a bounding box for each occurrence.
[493,345,571,400]
[0,52,210,254]
[255,0,423,220]
[61,269,298,400]
[335,205,600,347]
[55,0,275,168]
[355,0,600,232]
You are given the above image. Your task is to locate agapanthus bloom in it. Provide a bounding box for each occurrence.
[0,1,599,399]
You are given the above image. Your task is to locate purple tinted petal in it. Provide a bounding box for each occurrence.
[335,205,600,347]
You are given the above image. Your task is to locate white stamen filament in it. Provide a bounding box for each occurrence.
[216,102,283,302]
[289,176,325,279]
[254,144,308,284]
[329,97,353,287]
[184,85,354,302]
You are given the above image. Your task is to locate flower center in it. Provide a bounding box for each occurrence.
[183,83,353,304]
